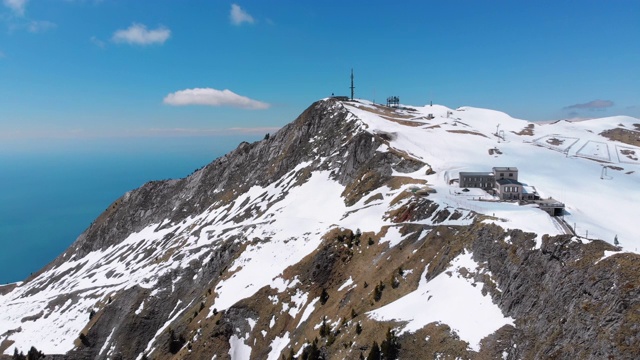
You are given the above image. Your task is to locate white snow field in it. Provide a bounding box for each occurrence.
[1,98,638,356]
[368,251,514,351]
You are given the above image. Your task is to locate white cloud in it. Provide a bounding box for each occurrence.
[90,36,105,48]
[0,50,5,58]
[3,0,27,16]
[1,1,56,34]
[111,23,170,46]
[27,20,55,33]
[163,88,270,110]
[230,4,254,26]
[564,99,614,111]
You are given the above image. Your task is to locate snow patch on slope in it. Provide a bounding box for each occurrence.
[229,335,251,360]
[367,251,513,351]
[267,332,290,360]
[208,170,347,314]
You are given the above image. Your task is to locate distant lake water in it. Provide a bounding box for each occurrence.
[0,135,260,284]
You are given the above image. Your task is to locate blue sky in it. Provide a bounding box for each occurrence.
[1,1,639,147]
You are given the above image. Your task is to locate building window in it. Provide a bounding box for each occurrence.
[509,173,513,177]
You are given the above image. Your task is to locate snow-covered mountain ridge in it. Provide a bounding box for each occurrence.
[343,100,639,248]
[1,98,639,360]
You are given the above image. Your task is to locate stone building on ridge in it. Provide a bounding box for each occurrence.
[459,167,536,201]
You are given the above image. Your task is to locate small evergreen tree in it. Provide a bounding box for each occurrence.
[356,322,362,335]
[300,342,310,360]
[359,352,365,360]
[319,316,329,338]
[391,275,400,289]
[26,346,44,360]
[13,348,26,360]
[320,288,329,305]
[347,236,354,248]
[300,338,322,360]
[351,308,358,319]
[614,234,619,246]
[326,332,336,346]
[169,329,186,354]
[338,316,347,329]
[374,282,385,302]
[366,341,381,360]
[380,328,400,360]
[79,332,90,347]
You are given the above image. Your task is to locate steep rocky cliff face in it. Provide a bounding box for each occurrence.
[54,99,379,262]
[1,99,639,360]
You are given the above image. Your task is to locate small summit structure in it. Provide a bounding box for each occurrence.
[330,69,355,101]
[386,96,400,108]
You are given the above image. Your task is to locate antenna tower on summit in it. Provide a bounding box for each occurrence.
[350,69,355,100]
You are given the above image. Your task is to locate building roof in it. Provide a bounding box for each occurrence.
[492,166,518,172]
[496,178,522,185]
[459,171,493,176]
[535,198,565,207]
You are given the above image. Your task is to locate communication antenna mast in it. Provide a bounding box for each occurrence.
[350,68,355,100]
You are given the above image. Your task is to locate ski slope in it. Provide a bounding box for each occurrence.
[344,100,640,250]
